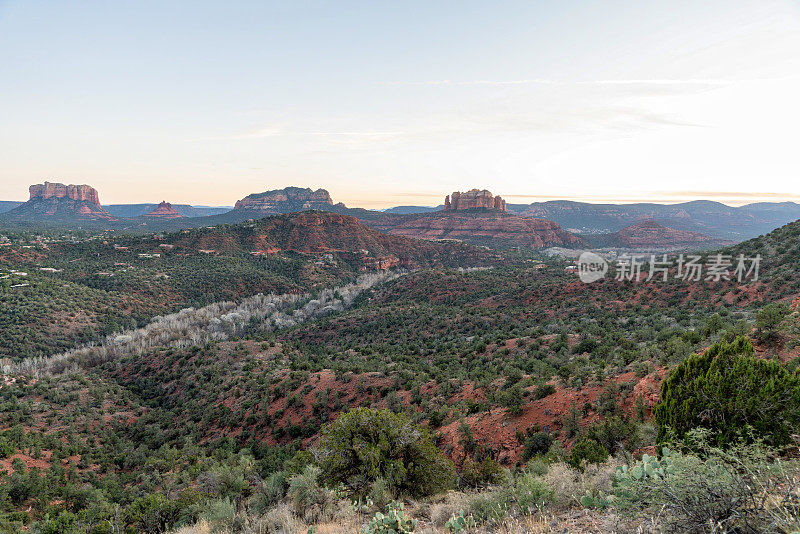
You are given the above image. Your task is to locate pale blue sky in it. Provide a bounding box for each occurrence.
[1,0,799,207]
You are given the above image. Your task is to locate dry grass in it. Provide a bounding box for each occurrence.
[172,519,213,534]
[427,491,473,527]
[541,459,621,510]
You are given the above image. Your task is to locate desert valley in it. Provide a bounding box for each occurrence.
[3,1,800,532]
[1,179,800,533]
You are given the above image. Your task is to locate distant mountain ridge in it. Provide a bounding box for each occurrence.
[585,219,732,250]
[0,201,22,214]
[382,205,443,214]
[3,182,799,244]
[507,200,800,240]
[105,203,231,218]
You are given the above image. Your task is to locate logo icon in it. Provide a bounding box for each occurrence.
[577,251,608,283]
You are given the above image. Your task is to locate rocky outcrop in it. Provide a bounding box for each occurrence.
[366,212,584,249]
[445,189,506,212]
[29,182,101,205]
[234,187,334,214]
[144,201,183,218]
[3,181,116,221]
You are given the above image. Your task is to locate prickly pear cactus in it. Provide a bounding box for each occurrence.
[363,501,417,534]
[612,447,674,503]
[445,510,477,533]
[579,490,611,510]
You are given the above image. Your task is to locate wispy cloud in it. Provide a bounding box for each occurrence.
[198,127,405,142]
[654,191,800,199]
[502,192,800,204]
[388,79,558,86]
[388,78,734,87]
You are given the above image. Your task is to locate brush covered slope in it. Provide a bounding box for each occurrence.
[1,214,800,533]
[0,212,496,360]
[98,217,800,468]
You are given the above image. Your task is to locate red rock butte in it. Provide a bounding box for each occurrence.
[19,181,116,220]
[29,181,100,205]
[144,201,183,218]
[444,189,506,212]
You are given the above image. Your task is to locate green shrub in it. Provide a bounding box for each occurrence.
[533,384,556,399]
[567,438,608,470]
[522,432,553,461]
[250,470,289,513]
[653,336,800,447]
[287,464,337,523]
[199,498,235,530]
[584,416,635,454]
[617,431,800,532]
[0,437,16,459]
[367,477,393,510]
[466,492,509,524]
[460,457,506,488]
[513,471,554,514]
[124,490,200,534]
[314,408,454,496]
[579,490,610,510]
[754,302,790,345]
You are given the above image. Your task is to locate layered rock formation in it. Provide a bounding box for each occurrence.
[366,211,584,249]
[3,181,116,221]
[234,187,335,214]
[144,201,183,218]
[445,189,506,212]
[29,182,101,204]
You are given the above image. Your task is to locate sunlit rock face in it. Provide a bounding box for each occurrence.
[445,189,506,212]
[6,181,117,221]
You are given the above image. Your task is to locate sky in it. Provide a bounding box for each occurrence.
[1,0,799,208]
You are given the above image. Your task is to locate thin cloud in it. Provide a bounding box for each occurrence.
[587,79,731,86]
[388,78,731,87]
[502,192,800,204]
[197,128,405,142]
[387,79,558,86]
[655,191,800,199]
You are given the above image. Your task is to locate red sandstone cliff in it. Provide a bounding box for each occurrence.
[4,181,116,221]
[445,189,506,212]
[29,182,101,205]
